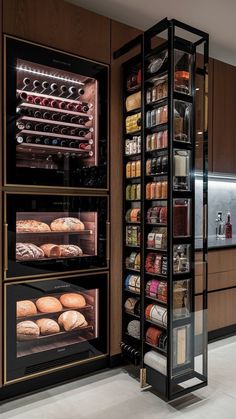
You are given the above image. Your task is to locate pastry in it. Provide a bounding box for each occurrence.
[58,310,87,331]
[17,320,40,341]
[16,220,50,233]
[17,300,37,317]
[40,244,61,257]
[50,217,85,232]
[36,318,60,335]
[16,243,45,260]
[59,245,83,257]
[59,293,86,309]
[36,296,63,313]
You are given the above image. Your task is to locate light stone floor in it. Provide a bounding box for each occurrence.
[1,336,236,419]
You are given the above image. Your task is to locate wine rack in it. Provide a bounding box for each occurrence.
[116,18,208,401]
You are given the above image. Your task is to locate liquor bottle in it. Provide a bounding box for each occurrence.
[34,110,42,118]
[51,113,60,121]
[32,80,41,91]
[225,211,232,239]
[42,111,51,120]
[16,136,24,144]
[22,77,31,90]
[52,126,60,134]
[41,98,51,107]
[33,96,42,105]
[50,83,58,94]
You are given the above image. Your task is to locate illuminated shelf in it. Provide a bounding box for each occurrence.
[21,116,92,130]
[17,89,91,107]
[17,142,92,155]
[19,102,91,117]
[19,129,93,142]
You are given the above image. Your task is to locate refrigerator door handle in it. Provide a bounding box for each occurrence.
[106,221,110,262]
[4,223,8,271]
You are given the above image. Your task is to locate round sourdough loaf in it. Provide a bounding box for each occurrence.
[36,296,63,313]
[58,310,87,331]
[59,293,86,309]
[50,217,85,232]
[17,320,40,340]
[16,243,45,260]
[17,300,37,317]
[16,220,50,232]
[58,245,83,257]
[36,318,60,335]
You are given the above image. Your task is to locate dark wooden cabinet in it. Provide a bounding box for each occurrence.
[212,59,236,173]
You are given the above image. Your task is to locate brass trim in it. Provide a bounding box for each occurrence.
[106,221,110,262]
[4,271,109,384]
[3,35,110,191]
[3,223,8,271]
[140,368,147,388]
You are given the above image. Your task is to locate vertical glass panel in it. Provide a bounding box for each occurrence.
[174,100,192,143]
[173,198,191,237]
[173,244,191,273]
[173,279,191,319]
[174,50,192,95]
[173,149,191,191]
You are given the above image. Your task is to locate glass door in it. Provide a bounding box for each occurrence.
[4,36,108,189]
[4,193,109,280]
[5,273,108,383]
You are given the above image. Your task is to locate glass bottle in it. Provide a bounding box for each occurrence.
[216,211,225,239]
[225,211,232,239]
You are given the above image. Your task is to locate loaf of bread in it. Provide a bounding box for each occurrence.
[36,296,63,313]
[40,244,61,257]
[17,320,40,341]
[59,293,86,309]
[36,318,60,335]
[59,245,83,257]
[58,310,87,331]
[50,217,85,232]
[16,220,50,233]
[16,243,45,260]
[17,300,37,317]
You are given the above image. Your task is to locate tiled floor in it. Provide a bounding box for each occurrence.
[1,336,236,418]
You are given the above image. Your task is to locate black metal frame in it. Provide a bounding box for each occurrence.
[114,17,208,401]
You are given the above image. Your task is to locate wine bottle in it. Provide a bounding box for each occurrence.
[43,124,51,132]
[51,138,59,146]
[52,126,60,134]
[16,121,25,130]
[61,127,69,135]
[16,136,24,144]
[27,95,34,104]
[25,122,33,130]
[70,128,77,136]
[68,141,76,148]
[16,91,28,105]
[66,102,75,111]
[33,96,41,105]
[34,110,42,118]
[70,116,78,124]
[22,77,31,90]
[41,98,51,107]
[58,101,66,110]
[44,138,50,145]
[25,136,33,143]
[43,111,51,120]
[60,140,67,147]
[51,100,59,108]
[60,114,69,122]
[77,130,86,137]
[50,83,58,94]
[51,113,60,121]
[34,137,42,144]
[35,123,43,131]
[16,107,30,117]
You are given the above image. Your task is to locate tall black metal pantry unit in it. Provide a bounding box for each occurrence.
[114,18,208,400]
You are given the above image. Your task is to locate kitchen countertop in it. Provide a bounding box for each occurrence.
[195,235,236,250]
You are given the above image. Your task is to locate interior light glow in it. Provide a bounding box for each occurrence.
[16,66,84,85]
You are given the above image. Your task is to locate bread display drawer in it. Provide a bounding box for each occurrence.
[5,273,108,383]
[4,192,109,280]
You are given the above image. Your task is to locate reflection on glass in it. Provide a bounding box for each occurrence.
[173,149,191,191]
[173,199,191,237]
[173,279,190,319]
[173,244,190,273]
[172,324,191,370]
[174,50,192,95]
[174,100,191,143]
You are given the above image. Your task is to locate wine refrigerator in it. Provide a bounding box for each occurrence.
[114,18,209,400]
[4,35,109,190]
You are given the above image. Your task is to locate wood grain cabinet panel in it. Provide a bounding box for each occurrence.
[208,289,236,331]
[212,59,236,173]
[3,0,111,63]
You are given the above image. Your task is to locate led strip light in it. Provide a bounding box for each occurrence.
[16,66,85,85]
